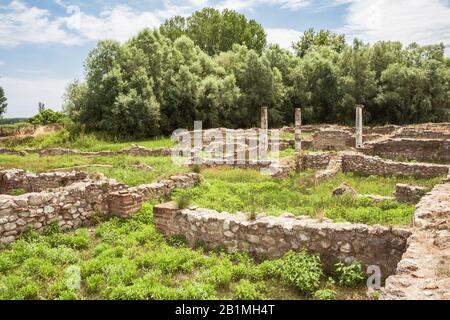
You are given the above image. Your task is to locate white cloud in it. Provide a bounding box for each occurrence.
[0,76,70,117]
[0,0,82,47]
[217,0,310,11]
[0,60,5,66]
[0,0,207,47]
[338,0,450,49]
[61,5,161,43]
[266,28,302,49]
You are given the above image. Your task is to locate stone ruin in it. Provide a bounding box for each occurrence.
[1,106,450,299]
[154,202,410,277]
[0,169,201,245]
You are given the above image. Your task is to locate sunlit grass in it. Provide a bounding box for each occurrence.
[175,168,442,225]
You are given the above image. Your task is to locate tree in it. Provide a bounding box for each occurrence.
[293,28,347,58]
[63,13,450,135]
[290,47,340,123]
[336,41,377,123]
[160,8,267,55]
[0,86,7,118]
[28,109,68,125]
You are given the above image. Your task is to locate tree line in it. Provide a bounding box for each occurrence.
[63,8,450,138]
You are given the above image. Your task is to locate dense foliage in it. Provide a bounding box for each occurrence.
[160,8,266,55]
[63,9,450,138]
[28,109,69,125]
[0,86,7,118]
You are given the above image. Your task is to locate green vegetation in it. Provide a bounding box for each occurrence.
[0,154,185,186]
[0,122,33,137]
[0,203,366,300]
[28,109,69,126]
[0,118,29,125]
[174,168,441,225]
[62,8,450,138]
[160,8,266,55]
[0,128,174,151]
[9,188,26,196]
[0,86,6,118]
[334,262,366,287]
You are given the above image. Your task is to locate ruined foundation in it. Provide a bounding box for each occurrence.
[154,203,410,277]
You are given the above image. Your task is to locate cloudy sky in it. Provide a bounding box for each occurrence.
[0,0,449,118]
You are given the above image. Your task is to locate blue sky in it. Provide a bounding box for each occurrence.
[1,0,449,118]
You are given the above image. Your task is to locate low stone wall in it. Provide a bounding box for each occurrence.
[394,129,450,140]
[0,169,88,194]
[382,181,450,300]
[364,138,450,162]
[341,153,449,178]
[129,173,202,201]
[394,184,427,204]
[0,171,202,245]
[0,177,125,244]
[154,203,411,276]
[37,145,172,157]
[312,129,354,151]
[0,148,26,156]
[299,153,332,170]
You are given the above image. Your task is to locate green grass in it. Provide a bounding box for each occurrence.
[0,202,366,300]
[0,129,174,151]
[173,168,442,226]
[0,154,187,186]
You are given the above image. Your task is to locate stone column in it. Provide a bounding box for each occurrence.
[260,107,268,155]
[261,106,268,131]
[355,105,364,148]
[295,108,302,153]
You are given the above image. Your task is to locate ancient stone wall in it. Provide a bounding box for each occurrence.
[382,181,450,300]
[0,171,202,245]
[0,177,124,244]
[36,145,172,157]
[394,129,450,140]
[0,148,26,156]
[0,169,88,194]
[394,184,427,204]
[312,129,354,151]
[299,153,332,170]
[365,139,450,162]
[154,203,411,276]
[341,153,449,178]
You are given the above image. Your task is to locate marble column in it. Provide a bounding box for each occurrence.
[355,105,364,148]
[295,108,302,153]
[260,106,268,155]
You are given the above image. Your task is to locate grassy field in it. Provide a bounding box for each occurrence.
[0,129,174,151]
[0,202,368,300]
[174,168,441,226]
[0,154,186,186]
[0,133,444,300]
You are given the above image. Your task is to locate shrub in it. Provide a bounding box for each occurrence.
[233,279,267,300]
[28,109,69,125]
[176,194,191,209]
[85,274,105,293]
[167,234,188,247]
[9,188,26,196]
[334,261,366,287]
[192,164,202,174]
[272,250,324,295]
[313,289,337,300]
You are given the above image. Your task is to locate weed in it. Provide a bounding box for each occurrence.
[334,261,366,287]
